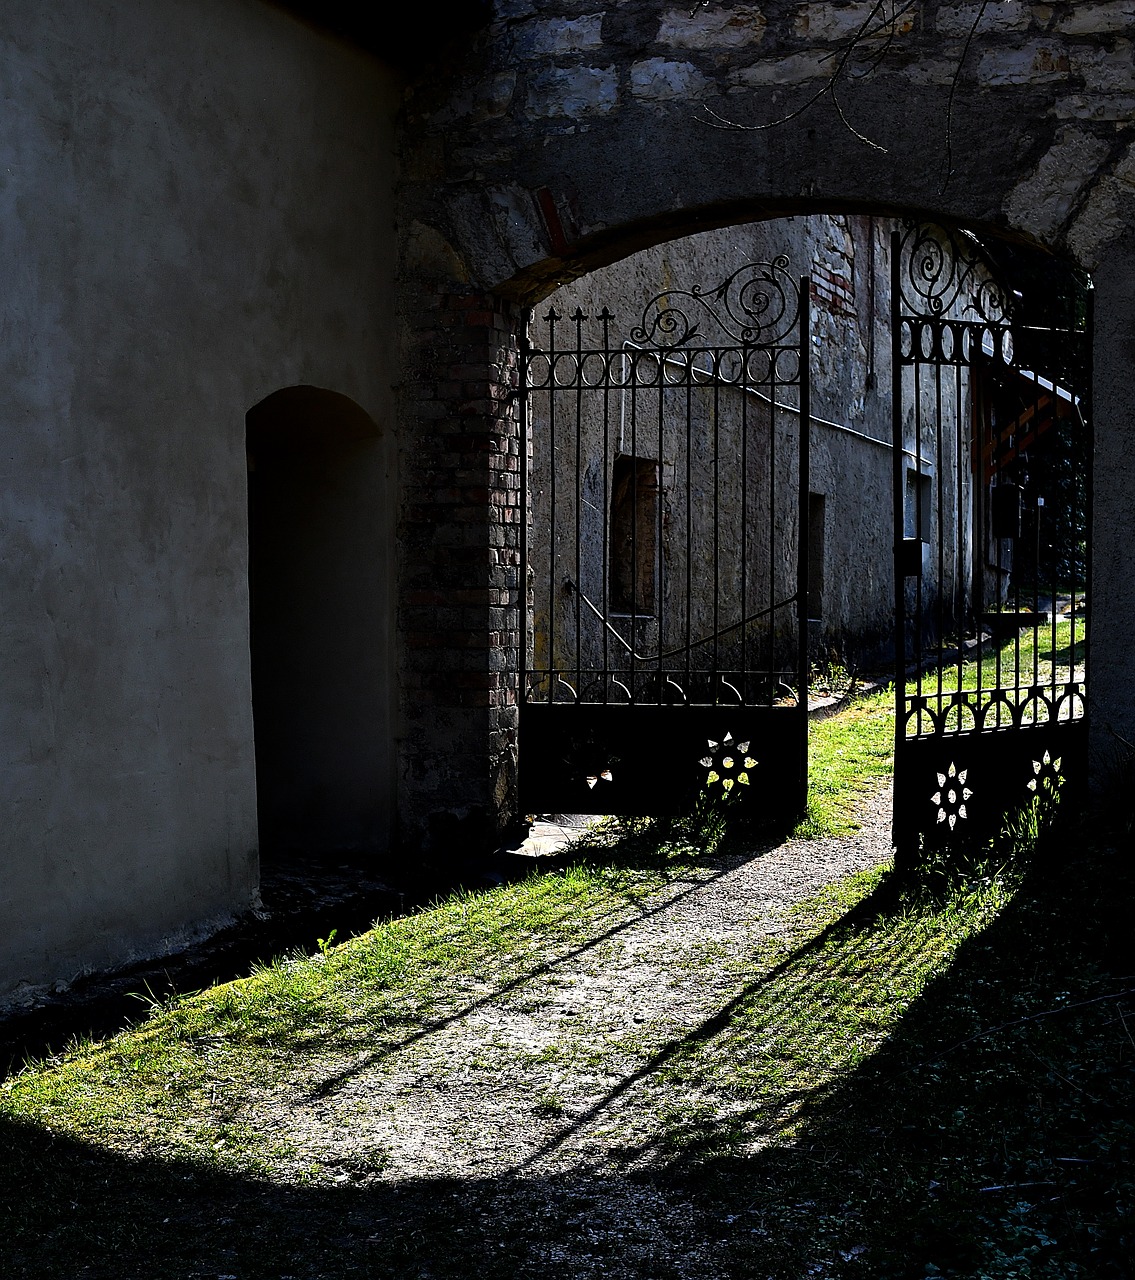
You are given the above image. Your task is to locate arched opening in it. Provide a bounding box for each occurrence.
[246,385,394,860]
[515,213,1091,850]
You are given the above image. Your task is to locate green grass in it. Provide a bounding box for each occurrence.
[908,619,1086,734]
[0,692,1131,1279]
[682,826,1135,1279]
[0,865,662,1169]
[796,684,895,837]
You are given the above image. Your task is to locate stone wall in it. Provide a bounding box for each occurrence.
[393,1,1135,836]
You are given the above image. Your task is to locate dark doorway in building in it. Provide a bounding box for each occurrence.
[246,386,393,859]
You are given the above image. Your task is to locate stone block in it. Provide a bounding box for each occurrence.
[525,64,619,119]
[936,2,1030,36]
[656,5,767,50]
[977,40,1071,83]
[1056,1,1135,36]
[431,72,517,126]
[729,51,830,86]
[1068,139,1135,268]
[1055,91,1135,118]
[1072,39,1135,92]
[630,58,710,102]
[1005,126,1111,242]
[512,14,605,56]
[793,1,915,42]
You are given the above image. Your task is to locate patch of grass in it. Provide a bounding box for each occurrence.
[796,685,894,837]
[649,866,1009,1139]
[3,693,1128,1278]
[910,619,1086,734]
[0,863,673,1171]
[679,826,1135,1279]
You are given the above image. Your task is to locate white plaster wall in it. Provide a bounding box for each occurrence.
[0,0,398,1004]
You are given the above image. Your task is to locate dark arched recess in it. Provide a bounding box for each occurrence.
[246,385,394,858]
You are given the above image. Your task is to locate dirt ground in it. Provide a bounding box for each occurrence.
[231,789,895,1278]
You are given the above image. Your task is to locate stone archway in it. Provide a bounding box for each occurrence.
[393,3,1135,849]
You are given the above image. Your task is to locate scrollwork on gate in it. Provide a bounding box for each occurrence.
[896,221,1013,326]
[631,257,802,349]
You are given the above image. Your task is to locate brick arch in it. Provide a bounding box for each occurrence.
[395,2,1135,852]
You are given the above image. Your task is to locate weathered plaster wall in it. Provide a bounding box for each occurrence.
[528,215,979,681]
[394,1,1135,834]
[529,216,907,680]
[0,0,398,1005]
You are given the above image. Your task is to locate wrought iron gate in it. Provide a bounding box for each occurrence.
[890,223,1091,855]
[520,261,811,818]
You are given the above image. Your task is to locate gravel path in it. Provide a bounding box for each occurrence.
[257,785,894,1200]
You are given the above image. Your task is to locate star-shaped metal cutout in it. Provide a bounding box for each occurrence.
[931,761,972,829]
[699,731,757,793]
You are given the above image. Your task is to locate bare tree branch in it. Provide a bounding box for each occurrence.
[697,0,985,171]
[940,0,991,192]
[697,0,917,149]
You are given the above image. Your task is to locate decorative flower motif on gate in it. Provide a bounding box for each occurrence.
[559,735,617,792]
[932,761,972,829]
[699,733,757,793]
[1027,751,1062,793]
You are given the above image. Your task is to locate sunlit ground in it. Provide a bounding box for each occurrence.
[0,687,1130,1279]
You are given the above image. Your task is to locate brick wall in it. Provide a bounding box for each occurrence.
[396,285,522,857]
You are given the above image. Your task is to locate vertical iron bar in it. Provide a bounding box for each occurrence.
[768,322,777,683]
[741,344,749,700]
[574,309,584,702]
[973,354,986,722]
[1040,397,1049,715]
[685,352,693,701]
[1082,288,1095,727]
[629,346,638,702]
[1046,408,1055,716]
[914,356,924,733]
[797,279,812,817]
[936,352,945,725]
[657,346,665,697]
[994,352,1005,728]
[1018,371,1026,714]
[713,346,721,689]
[956,353,965,719]
[547,307,558,702]
[601,311,611,703]
[891,230,910,866]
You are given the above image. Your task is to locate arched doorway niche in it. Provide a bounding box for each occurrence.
[246,385,395,860]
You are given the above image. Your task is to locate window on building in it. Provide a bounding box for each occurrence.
[609,454,659,615]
